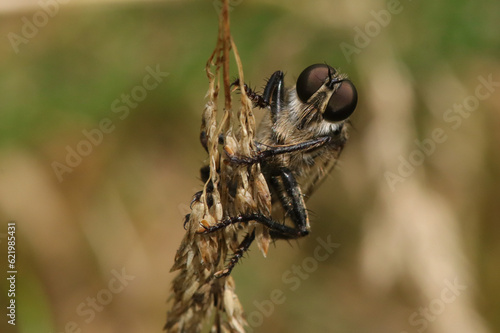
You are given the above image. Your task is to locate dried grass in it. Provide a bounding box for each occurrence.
[165,1,270,331]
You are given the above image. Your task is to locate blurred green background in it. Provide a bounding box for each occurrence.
[0,0,499,332]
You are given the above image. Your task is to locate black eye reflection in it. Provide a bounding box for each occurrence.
[296,64,358,122]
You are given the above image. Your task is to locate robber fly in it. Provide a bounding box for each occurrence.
[195,63,358,276]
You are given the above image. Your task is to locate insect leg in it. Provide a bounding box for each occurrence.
[231,79,269,109]
[225,136,332,165]
[267,167,310,239]
[231,71,285,122]
[200,168,309,239]
[262,70,285,123]
[215,231,256,278]
[199,212,308,238]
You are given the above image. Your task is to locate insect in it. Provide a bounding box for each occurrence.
[195,63,358,276]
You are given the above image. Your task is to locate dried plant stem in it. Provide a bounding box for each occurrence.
[165,1,270,332]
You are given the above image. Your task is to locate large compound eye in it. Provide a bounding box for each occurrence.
[296,64,334,103]
[323,79,358,122]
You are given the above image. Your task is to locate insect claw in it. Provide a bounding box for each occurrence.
[224,144,235,156]
[230,78,240,88]
[230,84,240,94]
[224,146,253,165]
[190,191,203,208]
[214,268,231,278]
[196,219,211,233]
[183,214,191,230]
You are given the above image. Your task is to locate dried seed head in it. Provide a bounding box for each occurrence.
[166,2,263,331]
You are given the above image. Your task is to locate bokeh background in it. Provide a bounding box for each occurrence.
[1,0,499,332]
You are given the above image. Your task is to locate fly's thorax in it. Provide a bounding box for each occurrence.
[273,89,345,143]
[255,111,275,143]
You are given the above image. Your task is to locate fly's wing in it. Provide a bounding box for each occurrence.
[300,144,344,200]
[295,127,347,200]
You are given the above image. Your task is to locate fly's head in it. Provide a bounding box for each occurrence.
[289,64,358,136]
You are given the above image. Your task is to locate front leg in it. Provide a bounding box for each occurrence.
[232,70,285,123]
[225,136,332,165]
